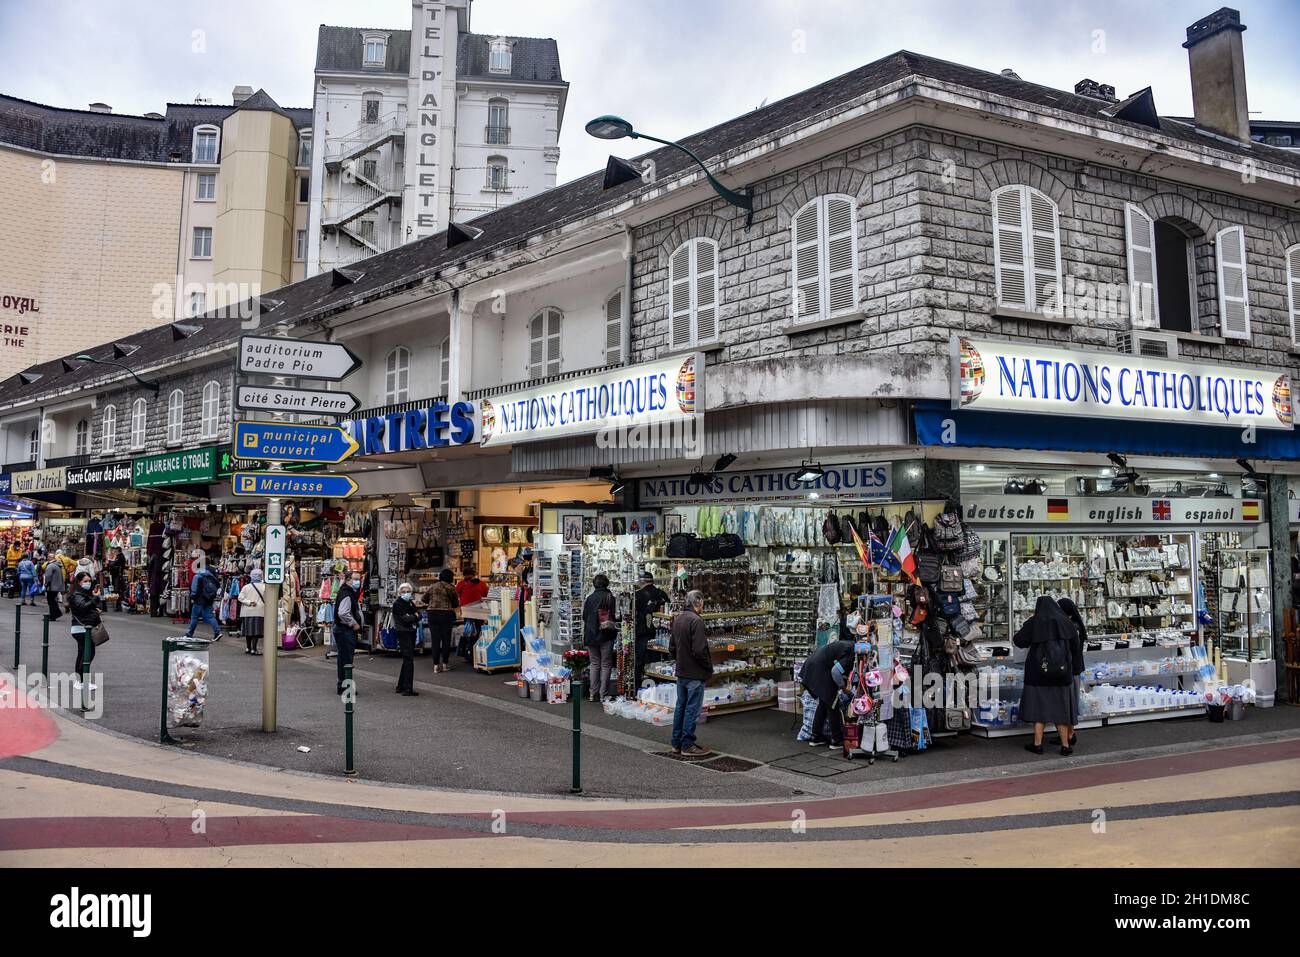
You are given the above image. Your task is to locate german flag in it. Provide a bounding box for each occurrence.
[1047,499,1070,521]
[1242,500,1260,522]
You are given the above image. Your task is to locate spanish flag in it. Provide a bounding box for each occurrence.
[1047,499,1070,521]
[1242,500,1260,521]
[848,521,872,570]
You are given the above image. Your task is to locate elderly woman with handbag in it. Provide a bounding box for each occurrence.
[68,571,107,690]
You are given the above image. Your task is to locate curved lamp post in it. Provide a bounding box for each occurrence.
[585,115,752,221]
[75,354,160,393]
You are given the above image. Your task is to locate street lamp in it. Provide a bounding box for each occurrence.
[584,114,753,220]
[75,354,160,393]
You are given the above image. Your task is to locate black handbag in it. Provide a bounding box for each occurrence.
[714,534,745,558]
[822,513,842,545]
[667,533,700,558]
[697,537,722,560]
[917,552,942,584]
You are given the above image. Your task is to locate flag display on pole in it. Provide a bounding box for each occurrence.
[887,522,918,582]
[873,529,900,575]
[848,522,872,570]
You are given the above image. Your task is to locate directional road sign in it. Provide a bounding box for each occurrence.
[231,472,359,499]
[264,524,286,585]
[238,335,362,380]
[235,385,361,417]
[235,422,359,464]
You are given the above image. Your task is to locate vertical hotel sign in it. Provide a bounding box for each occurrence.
[414,1,445,239]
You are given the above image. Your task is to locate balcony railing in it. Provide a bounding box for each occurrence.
[464,364,619,402]
[3,460,36,473]
[45,454,92,469]
[301,394,448,427]
[485,125,510,145]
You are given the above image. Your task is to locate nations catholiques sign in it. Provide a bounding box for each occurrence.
[953,337,1293,431]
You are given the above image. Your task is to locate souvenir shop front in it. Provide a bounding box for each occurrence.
[915,335,1298,716]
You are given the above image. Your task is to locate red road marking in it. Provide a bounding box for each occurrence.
[0,678,59,759]
[478,738,1300,830]
[0,815,484,851]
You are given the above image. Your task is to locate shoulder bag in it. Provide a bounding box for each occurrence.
[91,621,111,646]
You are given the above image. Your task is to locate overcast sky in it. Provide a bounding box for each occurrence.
[2,0,1297,184]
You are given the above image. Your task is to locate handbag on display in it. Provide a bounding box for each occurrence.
[943,706,972,731]
[667,533,700,558]
[939,564,963,593]
[713,534,745,558]
[822,513,842,545]
[931,512,964,551]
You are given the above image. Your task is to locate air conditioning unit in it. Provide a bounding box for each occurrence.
[1117,330,1179,359]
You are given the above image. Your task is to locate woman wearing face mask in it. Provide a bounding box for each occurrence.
[68,571,103,689]
[391,583,422,696]
[332,573,366,697]
[237,569,267,655]
[420,568,460,674]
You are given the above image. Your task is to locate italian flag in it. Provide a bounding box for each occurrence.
[887,522,918,583]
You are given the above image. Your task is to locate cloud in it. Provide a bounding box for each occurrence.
[2,0,1296,187]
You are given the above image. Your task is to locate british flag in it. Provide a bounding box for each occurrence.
[1152,500,1172,521]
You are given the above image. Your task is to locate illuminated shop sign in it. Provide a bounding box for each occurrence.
[342,400,477,456]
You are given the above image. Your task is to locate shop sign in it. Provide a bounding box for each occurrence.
[639,462,892,507]
[953,337,1293,431]
[479,354,702,449]
[13,467,66,495]
[962,495,1265,526]
[0,474,9,495]
[65,460,132,491]
[342,400,477,456]
[132,447,219,488]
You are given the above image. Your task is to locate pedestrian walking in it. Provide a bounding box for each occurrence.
[43,551,65,621]
[68,571,102,691]
[1013,596,1079,756]
[237,569,266,655]
[17,553,36,606]
[391,583,421,696]
[581,573,618,701]
[420,568,459,673]
[185,559,222,642]
[668,589,713,757]
[333,573,366,696]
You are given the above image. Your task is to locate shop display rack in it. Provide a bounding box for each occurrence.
[643,607,778,715]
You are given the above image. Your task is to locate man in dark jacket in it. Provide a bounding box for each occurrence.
[800,639,856,748]
[581,574,618,701]
[632,571,668,690]
[333,574,366,696]
[668,589,713,756]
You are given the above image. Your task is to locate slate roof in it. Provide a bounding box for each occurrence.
[315,25,564,84]
[5,49,1298,407]
[0,93,312,163]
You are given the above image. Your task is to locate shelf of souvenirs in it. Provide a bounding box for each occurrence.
[651,608,770,623]
[644,661,781,682]
[647,633,775,654]
[972,718,1105,738]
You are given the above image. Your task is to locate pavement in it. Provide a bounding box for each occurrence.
[2,601,1300,803]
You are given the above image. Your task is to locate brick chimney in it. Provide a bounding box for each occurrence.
[231,85,254,105]
[1183,7,1250,141]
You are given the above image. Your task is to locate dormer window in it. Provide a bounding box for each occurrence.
[489,38,512,74]
[362,33,388,68]
[192,125,219,164]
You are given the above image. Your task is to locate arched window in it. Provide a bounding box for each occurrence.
[1124,205,1205,333]
[528,309,562,379]
[791,195,858,326]
[75,419,89,457]
[167,390,184,444]
[439,337,451,397]
[192,124,219,164]
[362,33,388,68]
[487,98,509,144]
[489,38,512,74]
[130,398,148,449]
[384,346,410,404]
[605,290,624,365]
[102,405,117,454]
[991,185,1062,316]
[668,238,718,349]
[200,381,220,439]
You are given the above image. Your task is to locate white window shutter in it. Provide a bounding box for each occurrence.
[824,196,857,316]
[1124,204,1159,329]
[605,291,623,364]
[528,315,544,376]
[669,243,693,349]
[694,239,718,343]
[1028,190,1062,315]
[1286,245,1300,347]
[545,309,562,374]
[792,201,821,321]
[993,187,1028,309]
[1216,226,1251,340]
[439,337,451,395]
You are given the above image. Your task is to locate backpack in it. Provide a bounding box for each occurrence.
[196,572,219,605]
[1027,638,1073,686]
[931,512,964,552]
[822,513,842,545]
[667,533,699,558]
[872,513,891,543]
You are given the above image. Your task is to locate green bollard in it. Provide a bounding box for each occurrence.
[12,602,20,669]
[80,632,91,714]
[160,639,175,743]
[343,664,356,776]
[40,614,49,683]
[570,674,583,794]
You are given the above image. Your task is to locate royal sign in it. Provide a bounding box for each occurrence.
[479,354,703,449]
[342,400,477,456]
[953,337,1293,431]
